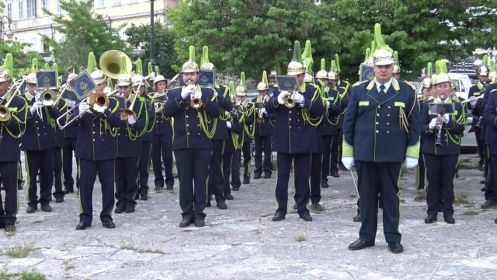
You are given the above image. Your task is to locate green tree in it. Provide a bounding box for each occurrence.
[169,0,497,81]
[125,23,180,78]
[44,0,128,71]
[0,40,42,76]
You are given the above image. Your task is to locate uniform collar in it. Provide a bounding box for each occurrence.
[376,78,392,93]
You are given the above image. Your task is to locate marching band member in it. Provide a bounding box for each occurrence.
[151,75,174,191]
[164,46,220,227]
[62,72,80,194]
[343,24,420,253]
[0,60,28,232]
[265,41,325,222]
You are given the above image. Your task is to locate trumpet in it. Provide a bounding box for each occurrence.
[283,93,296,108]
[0,78,25,122]
[185,84,202,109]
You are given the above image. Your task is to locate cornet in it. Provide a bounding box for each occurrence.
[283,92,296,108]
[185,84,202,109]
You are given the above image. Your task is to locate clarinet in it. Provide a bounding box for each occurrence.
[435,106,446,147]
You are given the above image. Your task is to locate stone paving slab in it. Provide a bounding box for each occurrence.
[0,154,496,279]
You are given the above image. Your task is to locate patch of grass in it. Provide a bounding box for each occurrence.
[463,210,480,216]
[414,191,426,202]
[0,270,46,280]
[63,260,75,271]
[454,193,473,205]
[120,241,165,255]
[5,244,37,258]
[295,235,307,242]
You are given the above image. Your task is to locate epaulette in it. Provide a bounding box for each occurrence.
[352,80,368,87]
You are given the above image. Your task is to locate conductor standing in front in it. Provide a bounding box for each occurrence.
[341,25,420,254]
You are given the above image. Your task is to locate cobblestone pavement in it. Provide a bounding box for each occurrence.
[0,154,496,279]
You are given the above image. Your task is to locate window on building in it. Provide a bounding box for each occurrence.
[7,2,12,19]
[113,0,121,7]
[95,0,105,8]
[27,0,36,18]
[57,0,62,14]
[41,0,48,15]
[18,1,25,19]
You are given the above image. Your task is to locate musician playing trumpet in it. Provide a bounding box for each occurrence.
[421,59,465,224]
[0,64,28,232]
[164,46,221,227]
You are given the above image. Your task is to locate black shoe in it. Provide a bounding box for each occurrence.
[309,203,325,212]
[179,215,193,227]
[321,180,329,188]
[299,211,313,221]
[26,205,37,213]
[444,214,455,224]
[102,220,116,229]
[388,242,404,254]
[482,187,488,192]
[352,213,361,223]
[134,192,140,200]
[424,213,438,224]
[140,192,148,201]
[206,200,211,207]
[166,184,173,190]
[115,204,125,214]
[225,193,234,200]
[481,200,497,209]
[253,173,261,179]
[41,204,52,212]
[232,186,240,191]
[64,189,74,194]
[272,211,286,221]
[75,221,91,230]
[194,218,205,227]
[480,180,487,184]
[348,239,374,251]
[125,203,135,213]
[243,177,250,184]
[331,169,339,178]
[55,197,64,203]
[5,225,15,233]
[154,185,163,192]
[216,201,228,210]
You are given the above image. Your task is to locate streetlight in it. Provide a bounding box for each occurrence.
[150,0,156,68]
[0,15,13,40]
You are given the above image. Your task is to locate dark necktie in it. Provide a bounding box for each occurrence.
[380,84,386,95]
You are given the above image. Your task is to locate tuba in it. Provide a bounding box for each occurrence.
[99,50,132,80]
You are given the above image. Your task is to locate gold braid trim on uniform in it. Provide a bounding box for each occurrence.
[302,84,323,127]
[1,101,28,139]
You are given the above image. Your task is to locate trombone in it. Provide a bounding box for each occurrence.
[56,90,111,130]
[121,80,144,121]
[0,78,25,122]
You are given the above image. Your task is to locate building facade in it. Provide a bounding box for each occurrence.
[1,0,177,58]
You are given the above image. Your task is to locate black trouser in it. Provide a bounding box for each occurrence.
[484,144,491,180]
[417,151,426,190]
[53,148,64,200]
[231,141,251,188]
[208,139,226,202]
[79,159,115,224]
[254,135,272,176]
[476,130,485,166]
[174,148,211,219]
[63,138,79,192]
[17,160,24,185]
[424,154,458,215]
[355,160,401,243]
[222,149,233,195]
[26,149,54,207]
[0,162,18,226]
[138,141,153,193]
[321,135,339,182]
[115,157,139,207]
[298,152,321,204]
[276,152,311,214]
[152,134,174,188]
[486,153,497,202]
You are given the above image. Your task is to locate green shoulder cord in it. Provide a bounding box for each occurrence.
[45,106,56,128]
[323,87,341,126]
[219,87,230,121]
[2,101,28,139]
[102,98,120,137]
[143,99,155,134]
[127,100,146,141]
[198,92,218,139]
[302,86,323,127]
[447,101,466,145]
[240,104,255,137]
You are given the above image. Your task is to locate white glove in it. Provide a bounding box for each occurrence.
[260,108,267,115]
[104,87,112,96]
[213,90,218,97]
[127,115,136,125]
[66,100,76,108]
[293,93,304,104]
[30,101,43,115]
[342,156,354,170]
[277,91,290,105]
[469,99,478,107]
[78,101,90,113]
[326,100,331,108]
[181,85,195,99]
[428,118,438,129]
[226,121,232,129]
[443,113,450,124]
[405,156,418,169]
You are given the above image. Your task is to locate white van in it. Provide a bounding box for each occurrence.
[448,73,472,101]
